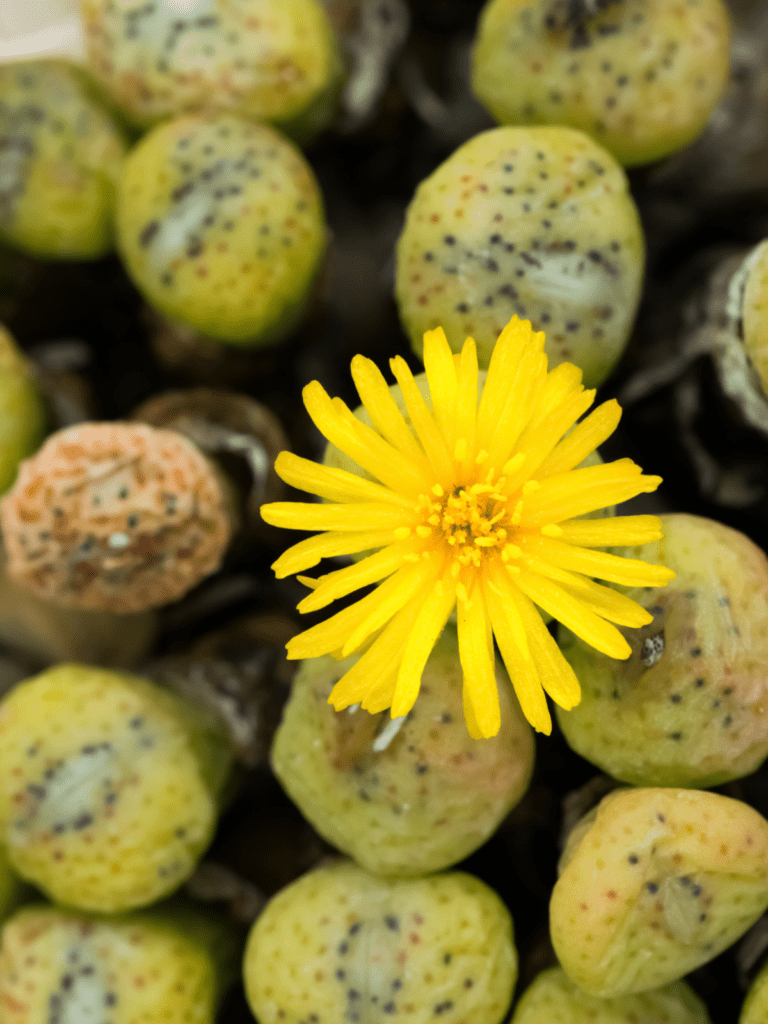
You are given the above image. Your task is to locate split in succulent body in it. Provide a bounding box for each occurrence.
[395,126,644,388]
[116,113,326,346]
[550,787,768,996]
[0,663,233,912]
[557,514,768,787]
[272,627,534,877]
[244,859,517,1024]
[0,60,127,259]
[81,0,342,138]
[471,0,731,167]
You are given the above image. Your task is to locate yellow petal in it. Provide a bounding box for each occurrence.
[485,346,549,469]
[482,570,551,734]
[502,387,595,493]
[453,337,479,473]
[504,584,582,709]
[286,585,391,659]
[390,355,454,480]
[271,529,397,579]
[341,555,442,657]
[350,355,425,462]
[521,459,662,526]
[297,543,416,613]
[514,568,632,660]
[528,361,583,429]
[274,451,413,507]
[390,577,457,718]
[422,326,458,444]
[303,381,426,495]
[557,514,663,548]
[522,535,676,587]
[261,501,410,532]
[456,582,501,738]
[477,316,545,448]
[538,399,622,478]
[328,600,415,709]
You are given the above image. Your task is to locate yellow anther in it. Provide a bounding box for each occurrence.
[450,561,461,578]
[416,525,432,538]
[506,564,521,575]
[501,543,521,562]
[503,452,526,474]
[428,514,440,526]
[522,479,541,496]
[431,484,444,497]
[470,483,495,494]
[454,438,468,461]
[475,537,497,547]
[541,523,563,537]
[394,527,411,540]
[475,449,489,463]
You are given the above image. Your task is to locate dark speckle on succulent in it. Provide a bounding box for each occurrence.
[395,126,643,387]
[471,0,731,167]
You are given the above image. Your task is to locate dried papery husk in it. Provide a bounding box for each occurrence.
[131,387,289,540]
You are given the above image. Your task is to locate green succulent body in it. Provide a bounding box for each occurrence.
[395,126,644,388]
[116,113,326,346]
[0,60,127,260]
[551,787,768,996]
[557,514,768,788]
[272,627,534,877]
[244,860,517,1024]
[0,664,233,913]
[471,0,731,167]
[511,966,712,1024]
[0,326,46,495]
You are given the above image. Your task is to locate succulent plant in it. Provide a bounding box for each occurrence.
[0,421,233,613]
[0,324,46,495]
[556,513,768,788]
[0,846,26,928]
[394,126,644,388]
[244,858,517,1024]
[511,965,712,1024]
[80,0,343,140]
[116,113,326,346]
[738,238,768,396]
[471,0,732,167]
[0,663,233,913]
[0,59,127,259]
[550,787,768,996]
[272,626,534,877]
[0,901,240,1024]
[741,953,768,1024]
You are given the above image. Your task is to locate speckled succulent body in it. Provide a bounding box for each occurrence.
[272,628,534,877]
[395,126,644,387]
[741,239,768,395]
[116,113,326,345]
[0,664,233,913]
[81,0,342,137]
[0,60,126,260]
[0,327,46,495]
[550,787,768,996]
[556,514,768,787]
[511,966,712,1024]
[244,860,517,1024]
[0,903,237,1024]
[471,0,731,167]
[1,422,232,613]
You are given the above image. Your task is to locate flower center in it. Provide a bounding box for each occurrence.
[414,464,541,578]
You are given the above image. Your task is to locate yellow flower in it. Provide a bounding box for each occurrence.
[261,317,674,738]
